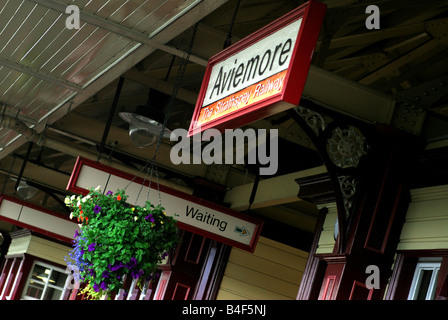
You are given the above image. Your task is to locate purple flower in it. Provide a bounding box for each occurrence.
[94,281,107,292]
[88,268,95,277]
[94,205,101,214]
[125,257,137,270]
[102,270,110,278]
[74,230,80,238]
[108,261,124,272]
[106,191,113,196]
[131,269,144,279]
[162,251,169,259]
[88,243,96,252]
[145,214,155,222]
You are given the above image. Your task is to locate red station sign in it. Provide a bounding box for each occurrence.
[188,0,326,136]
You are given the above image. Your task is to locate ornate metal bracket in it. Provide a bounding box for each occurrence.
[290,100,369,252]
[326,126,367,169]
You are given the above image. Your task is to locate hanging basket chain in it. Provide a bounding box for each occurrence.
[128,23,199,205]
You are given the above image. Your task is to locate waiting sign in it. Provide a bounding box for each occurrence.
[67,157,263,252]
[188,0,326,137]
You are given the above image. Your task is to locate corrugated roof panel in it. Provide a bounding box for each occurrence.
[51,31,139,86]
[42,24,110,80]
[78,0,116,14]
[92,0,147,22]
[33,28,91,75]
[68,40,140,87]
[140,0,201,37]
[15,11,66,68]
[0,71,29,104]
[0,68,23,99]
[4,7,56,64]
[0,68,74,124]
[2,75,42,108]
[0,128,20,148]
[0,1,31,45]
[0,2,39,57]
[23,21,71,72]
[0,0,228,160]
[18,82,73,119]
[105,0,166,30]
[0,0,199,127]
[54,27,111,83]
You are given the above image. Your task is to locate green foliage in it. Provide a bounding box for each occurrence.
[65,187,179,299]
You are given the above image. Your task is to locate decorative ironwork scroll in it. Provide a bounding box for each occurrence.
[291,101,370,252]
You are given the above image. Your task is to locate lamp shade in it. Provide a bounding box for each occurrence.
[119,89,173,148]
[119,112,171,148]
[16,184,38,200]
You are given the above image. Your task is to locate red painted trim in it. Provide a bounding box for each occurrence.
[3,258,17,300]
[188,0,326,136]
[172,282,191,300]
[9,259,24,300]
[320,275,336,300]
[0,195,76,243]
[0,259,11,299]
[349,281,374,300]
[66,156,86,196]
[66,157,263,253]
[155,271,171,300]
[184,233,207,265]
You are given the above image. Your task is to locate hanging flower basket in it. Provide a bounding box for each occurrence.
[65,187,179,300]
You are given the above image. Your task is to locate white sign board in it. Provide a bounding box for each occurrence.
[0,195,79,243]
[67,157,263,252]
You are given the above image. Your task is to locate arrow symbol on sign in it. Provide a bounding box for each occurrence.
[234,226,250,236]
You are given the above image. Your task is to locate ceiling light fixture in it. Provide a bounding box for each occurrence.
[119,89,172,148]
[16,182,39,200]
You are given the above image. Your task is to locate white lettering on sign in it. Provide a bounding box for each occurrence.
[185,205,228,232]
[203,18,302,107]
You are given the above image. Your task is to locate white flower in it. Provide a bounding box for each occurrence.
[70,212,73,219]
[70,195,76,200]
[134,216,138,221]
[77,200,81,207]
[64,197,71,205]
[94,185,101,191]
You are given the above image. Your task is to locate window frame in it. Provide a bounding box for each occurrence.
[21,261,70,300]
[385,250,448,300]
[407,258,442,300]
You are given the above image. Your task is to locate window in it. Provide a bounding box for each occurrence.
[22,262,70,300]
[408,258,441,300]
